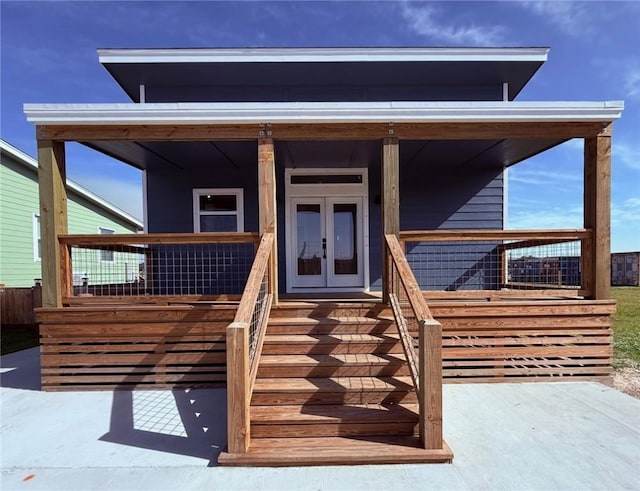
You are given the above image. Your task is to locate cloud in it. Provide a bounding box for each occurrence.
[623,66,640,100]
[507,206,583,230]
[515,1,592,37]
[612,197,640,225]
[614,141,640,171]
[399,3,506,46]
[509,168,582,186]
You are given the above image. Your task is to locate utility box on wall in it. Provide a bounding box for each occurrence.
[611,252,640,286]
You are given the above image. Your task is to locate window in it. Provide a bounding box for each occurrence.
[193,188,244,232]
[98,227,115,262]
[33,214,41,261]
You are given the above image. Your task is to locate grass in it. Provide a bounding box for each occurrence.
[611,287,640,369]
[1,328,39,356]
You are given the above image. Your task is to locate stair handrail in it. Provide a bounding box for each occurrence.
[384,233,443,450]
[226,232,274,454]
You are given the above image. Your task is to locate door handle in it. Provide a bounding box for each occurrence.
[322,238,327,259]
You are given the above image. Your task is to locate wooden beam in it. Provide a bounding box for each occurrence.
[227,322,250,453]
[37,140,68,308]
[58,232,259,247]
[382,138,400,302]
[36,121,611,142]
[258,139,278,302]
[400,229,590,242]
[584,129,612,299]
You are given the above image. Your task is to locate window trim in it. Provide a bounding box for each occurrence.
[33,213,41,262]
[98,226,115,263]
[193,188,244,233]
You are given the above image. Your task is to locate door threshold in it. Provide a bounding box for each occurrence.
[280,292,382,302]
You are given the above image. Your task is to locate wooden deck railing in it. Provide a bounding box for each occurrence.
[226,232,275,454]
[385,234,443,451]
[57,232,260,303]
[399,229,592,298]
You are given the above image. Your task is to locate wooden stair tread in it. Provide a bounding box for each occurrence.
[251,403,418,424]
[263,333,400,344]
[218,436,453,466]
[258,353,407,367]
[253,376,414,393]
[268,316,394,325]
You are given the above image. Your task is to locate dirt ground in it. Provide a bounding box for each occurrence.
[614,366,640,399]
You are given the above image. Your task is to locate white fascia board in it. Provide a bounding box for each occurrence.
[24,101,624,125]
[98,47,549,64]
[0,139,143,230]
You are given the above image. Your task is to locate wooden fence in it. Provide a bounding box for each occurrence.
[0,285,42,328]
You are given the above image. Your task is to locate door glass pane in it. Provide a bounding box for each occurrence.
[296,204,322,276]
[333,203,357,275]
[200,215,237,232]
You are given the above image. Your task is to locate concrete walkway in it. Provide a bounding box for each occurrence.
[1,347,639,490]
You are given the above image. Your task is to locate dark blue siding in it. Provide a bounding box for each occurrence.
[146,143,258,294]
[148,84,502,103]
[405,242,500,290]
[147,140,504,293]
[146,144,258,233]
[399,146,504,291]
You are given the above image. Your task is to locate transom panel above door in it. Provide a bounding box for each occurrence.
[285,169,369,293]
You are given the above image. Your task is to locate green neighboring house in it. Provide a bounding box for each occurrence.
[0,139,143,287]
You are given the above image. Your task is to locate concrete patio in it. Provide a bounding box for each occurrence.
[1,347,639,490]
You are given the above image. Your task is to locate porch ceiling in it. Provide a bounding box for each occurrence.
[83,137,565,172]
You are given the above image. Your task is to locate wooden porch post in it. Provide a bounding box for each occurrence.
[258,138,278,303]
[584,125,612,300]
[382,137,400,302]
[419,319,443,450]
[226,322,250,453]
[37,139,68,308]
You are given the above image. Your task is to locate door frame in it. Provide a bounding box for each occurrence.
[284,168,370,293]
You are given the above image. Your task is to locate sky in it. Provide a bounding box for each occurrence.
[1,0,638,251]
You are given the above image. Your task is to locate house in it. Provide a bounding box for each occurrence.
[24,47,622,465]
[0,139,143,288]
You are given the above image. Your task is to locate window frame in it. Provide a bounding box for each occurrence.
[98,226,115,263]
[192,188,244,233]
[33,213,41,262]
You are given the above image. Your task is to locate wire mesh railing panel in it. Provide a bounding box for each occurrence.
[70,245,146,296]
[68,241,255,297]
[148,243,254,296]
[404,237,582,291]
[405,241,500,291]
[248,265,270,374]
[505,240,582,288]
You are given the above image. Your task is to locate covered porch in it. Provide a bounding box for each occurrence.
[28,104,619,464]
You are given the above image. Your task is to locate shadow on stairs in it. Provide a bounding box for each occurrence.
[218,302,453,466]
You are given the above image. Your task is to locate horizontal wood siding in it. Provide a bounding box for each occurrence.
[37,304,236,391]
[423,300,615,383]
[401,159,503,290]
[0,154,42,286]
[0,150,139,288]
[36,299,613,390]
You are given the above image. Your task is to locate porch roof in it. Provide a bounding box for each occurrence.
[24,100,623,125]
[97,47,549,103]
[24,100,623,172]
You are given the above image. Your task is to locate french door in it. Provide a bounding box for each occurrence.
[290,196,364,289]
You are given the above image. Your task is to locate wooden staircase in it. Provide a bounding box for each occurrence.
[218,302,453,466]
